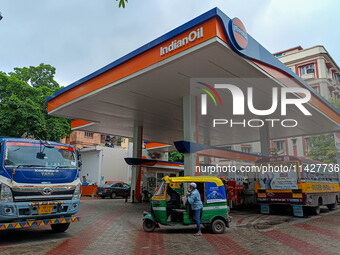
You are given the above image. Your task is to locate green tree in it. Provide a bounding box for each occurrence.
[329,96,340,110]
[307,134,337,163]
[0,64,71,142]
[116,0,128,8]
[307,96,340,163]
[270,147,283,156]
[168,151,184,162]
[9,63,59,89]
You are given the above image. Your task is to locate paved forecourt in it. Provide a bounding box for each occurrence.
[0,198,340,255]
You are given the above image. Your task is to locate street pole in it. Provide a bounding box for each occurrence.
[334,133,340,182]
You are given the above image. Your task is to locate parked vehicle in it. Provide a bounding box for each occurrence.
[0,137,81,232]
[97,182,130,199]
[105,181,124,184]
[255,156,340,217]
[143,176,231,234]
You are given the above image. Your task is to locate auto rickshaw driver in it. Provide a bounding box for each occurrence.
[187,182,203,236]
[166,185,181,218]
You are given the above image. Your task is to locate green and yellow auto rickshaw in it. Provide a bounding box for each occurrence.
[143,176,231,234]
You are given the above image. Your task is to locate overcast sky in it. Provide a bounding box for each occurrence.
[0,0,339,87]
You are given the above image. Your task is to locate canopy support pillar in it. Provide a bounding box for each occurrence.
[183,95,198,176]
[130,125,143,202]
[259,122,270,157]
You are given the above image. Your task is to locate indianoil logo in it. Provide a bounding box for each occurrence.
[160,27,204,56]
[229,18,248,50]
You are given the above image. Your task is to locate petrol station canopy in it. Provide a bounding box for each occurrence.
[46,8,340,146]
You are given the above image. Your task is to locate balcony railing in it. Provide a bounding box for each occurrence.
[301,73,315,80]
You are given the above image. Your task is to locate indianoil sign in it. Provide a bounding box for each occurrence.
[160,27,204,56]
[229,17,248,50]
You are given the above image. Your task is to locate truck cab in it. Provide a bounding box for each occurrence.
[0,137,81,232]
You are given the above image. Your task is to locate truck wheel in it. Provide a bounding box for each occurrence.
[111,192,116,199]
[101,195,105,199]
[327,200,338,210]
[143,219,156,232]
[311,205,321,215]
[211,219,226,234]
[51,223,70,233]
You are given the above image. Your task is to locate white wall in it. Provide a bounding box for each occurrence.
[101,146,129,183]
[80,146,129,186]
[80,149,101,185]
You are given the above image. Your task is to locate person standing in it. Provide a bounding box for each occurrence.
[187,182,203,236]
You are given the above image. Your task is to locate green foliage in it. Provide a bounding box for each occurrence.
[270,147,283,156]
[9,64,59,89]
[116,0,128,8]
[329,96,340,111]
[0,64,71,142]
[307,97,339,163]
[307,134,337,163]
[168,151,184,163]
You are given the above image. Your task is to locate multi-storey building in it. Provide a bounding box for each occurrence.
[231,45,340,157]
[60,131,102,150]
[61,130,131,150]
[275,46,340,100]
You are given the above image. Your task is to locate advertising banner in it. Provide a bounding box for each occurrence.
[205,182,227,203]
[259,171,298,190]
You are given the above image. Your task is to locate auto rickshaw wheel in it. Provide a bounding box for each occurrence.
[211,219,226,234]
[143,219,156,232]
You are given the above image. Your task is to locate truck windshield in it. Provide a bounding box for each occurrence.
[4,142,77,169]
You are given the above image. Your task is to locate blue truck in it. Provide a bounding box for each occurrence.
[0,137,81,232]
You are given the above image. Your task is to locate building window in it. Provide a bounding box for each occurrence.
[273,140,285,151]
[311,85,320,94]
[157,173,164,183]
[300,64,314,76]
[241,146,251,153]
[304,137,311,154]
[334,73,340,84]
[84,131,93,138]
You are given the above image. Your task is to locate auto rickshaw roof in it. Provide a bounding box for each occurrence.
[163,176,223,186]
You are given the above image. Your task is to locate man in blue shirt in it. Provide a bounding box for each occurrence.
[187,182,203,236]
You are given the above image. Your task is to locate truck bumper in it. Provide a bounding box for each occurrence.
[0,199,80,222]
[0,216,81,230]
